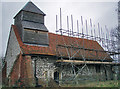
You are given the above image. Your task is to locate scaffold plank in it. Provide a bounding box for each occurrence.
[56,60,120,65]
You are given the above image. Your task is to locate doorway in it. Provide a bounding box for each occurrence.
[54,71,59,84]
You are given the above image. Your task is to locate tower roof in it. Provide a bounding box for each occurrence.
[14,1,46,18]
[22,1,45,15]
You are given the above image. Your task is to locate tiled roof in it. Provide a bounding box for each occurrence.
[12,25,112,61]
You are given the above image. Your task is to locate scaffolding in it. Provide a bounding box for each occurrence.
[55,8,120,83]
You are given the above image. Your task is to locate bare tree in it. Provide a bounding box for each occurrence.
[110,26,120,80]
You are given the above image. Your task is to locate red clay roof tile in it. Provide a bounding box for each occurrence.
[12,25,112,61]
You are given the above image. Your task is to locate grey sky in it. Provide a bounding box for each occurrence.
[1,0,119,57]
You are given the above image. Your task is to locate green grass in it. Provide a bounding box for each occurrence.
[61,80,119,87]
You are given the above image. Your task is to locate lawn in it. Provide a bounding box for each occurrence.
[61,80,119,87]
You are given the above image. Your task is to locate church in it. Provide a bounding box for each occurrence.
[2,1,118,87]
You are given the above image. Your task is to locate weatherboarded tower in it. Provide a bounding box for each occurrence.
[14,1,49,45]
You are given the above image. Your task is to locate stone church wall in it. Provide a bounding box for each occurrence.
[31,56,113,85]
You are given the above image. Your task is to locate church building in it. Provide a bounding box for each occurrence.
[2,1,118,87]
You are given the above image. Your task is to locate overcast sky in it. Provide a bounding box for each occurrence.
[0,0,119,57]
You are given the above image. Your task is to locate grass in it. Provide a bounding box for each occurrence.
[61,80,119,87]
[1,80,119,88]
